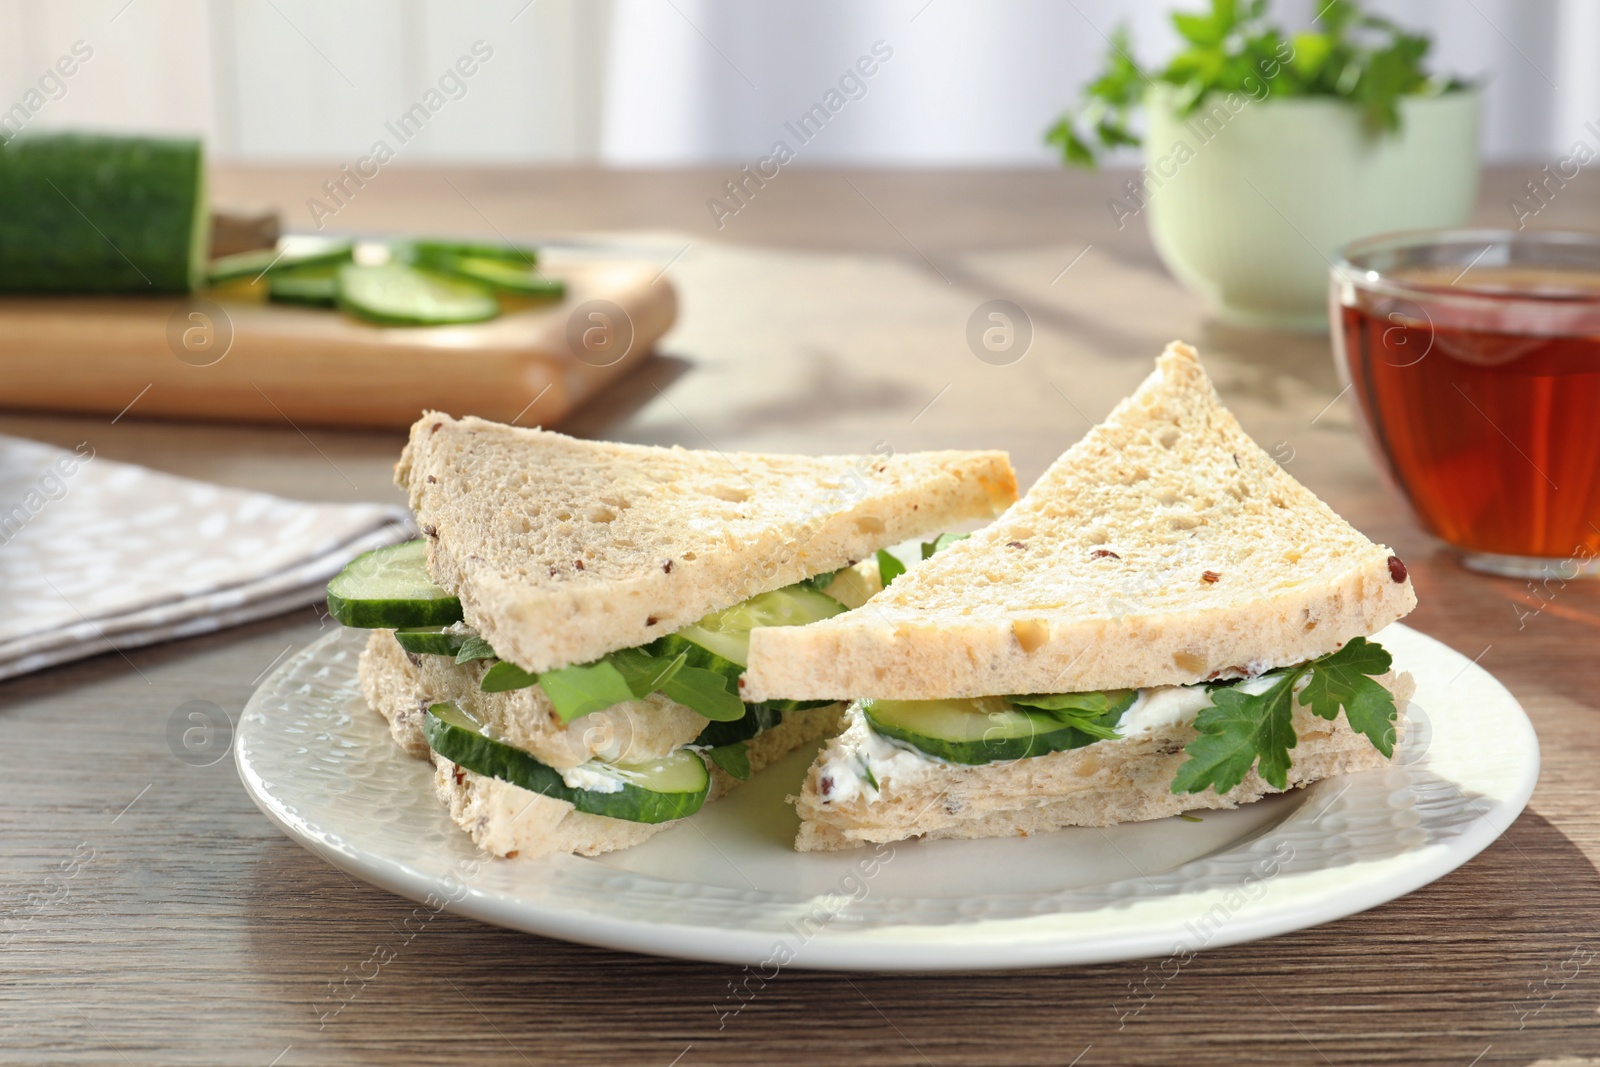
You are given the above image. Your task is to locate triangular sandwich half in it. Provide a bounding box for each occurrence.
[333,413,1017,857]
[742,343,1417,850]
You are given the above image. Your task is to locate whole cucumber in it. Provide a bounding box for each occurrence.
[0,132,207,293]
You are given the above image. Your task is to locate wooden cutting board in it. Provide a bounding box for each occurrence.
[0,257,676,430]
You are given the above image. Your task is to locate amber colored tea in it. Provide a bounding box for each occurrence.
[1339,266,1600,562]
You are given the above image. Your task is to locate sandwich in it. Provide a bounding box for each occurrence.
[740,343,1418,850]
[328,412,1018,858]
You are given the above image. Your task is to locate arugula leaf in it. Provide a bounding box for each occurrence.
[707,742,751,780]
[1298,637,1397,755]
[1010,689,1133,714]
[528,660,635,721]
[920,531,970,559]
[454,635,498,664]
[1009,689,1134,742]
[1173,669,1303,794]
[875,548,907,586]
[660,663,746,722]
[800,568,842,594]
[480,659,539,693]
[608,646,687,699]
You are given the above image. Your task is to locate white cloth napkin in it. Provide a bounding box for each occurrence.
[0,435,411,682]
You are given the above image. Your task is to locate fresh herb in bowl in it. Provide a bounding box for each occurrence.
[1047,0,1466,168]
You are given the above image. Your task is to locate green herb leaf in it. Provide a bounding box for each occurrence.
[1172,638,1400,794]
[800,568,842,594]
[876,548,907,587]
[1298,637,1397,756]
[480,659,539,693]
[920,531,970,559]
[608,646,687,699]
[861,760,880,792]
[1009,689,1134,742]
[528,660,636,721]
[707,742,751,780]
[1173,668,1303,794]
[454,635,498,664]
[660,663,747,722]
[1047,0,1454,167]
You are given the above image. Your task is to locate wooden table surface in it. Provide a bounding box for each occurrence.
[4,165,1600,1067]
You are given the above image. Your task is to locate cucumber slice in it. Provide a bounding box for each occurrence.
[393,626,469,657]
[405,239,540,266]
[268,264,340,306]
[326,540,463,628]
[672,584,845,668]
[863,691,1135,765]
[337,263,500,326]
[430,254,565,298]
[209,241,353,286]
[424,702,709,824]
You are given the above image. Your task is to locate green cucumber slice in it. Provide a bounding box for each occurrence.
[425,253,565,297]
[863,691,1135,765]
[326,540,463,628]
[393,626,469,657]
[268,264,341,306]
[424,702,709,824]
[406,239,540,266]
[337,263,499,326]
[210,242,353,286]
[672,584,845,668]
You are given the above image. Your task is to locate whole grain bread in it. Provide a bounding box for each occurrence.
[793,673,1413,851]
[744,342,1416,701]
[397,413,1017,673]
[359,624,844,858]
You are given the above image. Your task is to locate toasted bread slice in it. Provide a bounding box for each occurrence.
[792,673,1413,850]
[396,414,1017,674]
[359,627,845,858]
[743,342,1415,701]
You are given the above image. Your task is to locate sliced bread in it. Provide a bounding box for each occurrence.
[794,673,1413,851]
[397,413,1017,673]
[743,342,1416,701]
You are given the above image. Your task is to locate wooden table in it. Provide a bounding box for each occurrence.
[4,166,1599,1067]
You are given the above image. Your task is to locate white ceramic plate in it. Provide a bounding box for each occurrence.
[236,622,1538,972]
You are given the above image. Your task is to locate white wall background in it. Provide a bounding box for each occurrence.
[0,0,1594,165]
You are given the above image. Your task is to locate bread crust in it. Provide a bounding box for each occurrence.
[745,342,1416,700]
[397,414,1017,674]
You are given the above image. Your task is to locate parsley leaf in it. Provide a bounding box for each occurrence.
[1173,669,1302,794]
[1298,636,1397,756]
[1171,638,1399,794]
[875,548,907,587]
[707,742,751,780]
